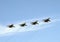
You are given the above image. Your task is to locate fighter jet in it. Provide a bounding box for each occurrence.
[8,24,15,28]
[31,20,39,25]
[43,18,50,22]
[20,23,27,27]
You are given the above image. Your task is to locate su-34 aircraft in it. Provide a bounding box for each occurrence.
[7,24,15,28]
[43,18,51,22]
[8,18,51,28]
[31,20,39,25]
[20,23,27,27]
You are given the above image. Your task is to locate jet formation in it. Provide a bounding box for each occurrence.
[8,18,51,28]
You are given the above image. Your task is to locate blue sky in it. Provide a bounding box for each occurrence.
[0,0,60,42]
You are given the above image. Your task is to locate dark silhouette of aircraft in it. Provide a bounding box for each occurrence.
[43,18,50,22]
[8,24,15,28]
[31,20,38,25]
[20,23,27,27]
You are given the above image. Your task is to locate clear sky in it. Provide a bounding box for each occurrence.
[0,0,60,42]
